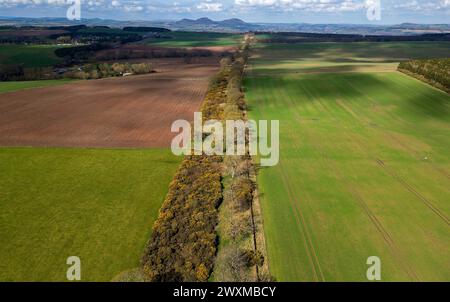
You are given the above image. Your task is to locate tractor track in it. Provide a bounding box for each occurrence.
[376,158,450,226]
[332,77,450,227]
[301,82,422,280]
[278,162,325,281]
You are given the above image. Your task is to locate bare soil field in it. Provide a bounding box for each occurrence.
[0,59,218,148]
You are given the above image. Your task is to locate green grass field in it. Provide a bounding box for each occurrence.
[143,31,241,47]
[0,79,75,94]
[246,42,450,281]
[0,148,180,281]
[251,42,450,75]
[0,44,65,68]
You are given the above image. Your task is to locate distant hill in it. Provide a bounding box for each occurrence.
[0,16,449,35]
[173,17,259,32]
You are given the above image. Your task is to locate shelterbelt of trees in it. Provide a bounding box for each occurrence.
[398,58,450,93]
[141,59,228,282]
[141,39,266,282]
[257,32,450,43]
[0,62,153,81]
[212,35,272,282]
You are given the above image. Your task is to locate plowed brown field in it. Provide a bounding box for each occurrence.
[0,59,217,148]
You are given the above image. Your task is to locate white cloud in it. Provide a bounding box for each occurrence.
[234,0,365,12]
[196,1,223,12]
[0,0,449,18]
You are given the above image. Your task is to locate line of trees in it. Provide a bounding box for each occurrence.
[257,32,450,43]
[0,64,55,81]
[64,62,153,80]
[213,36,272,282]
[398,58,450,92]
[123,27,171,33]
[96,47,214,61]
[0,61,153,81]
[54,43,114,64]
[142,35,273,282]
[141,58,232,282]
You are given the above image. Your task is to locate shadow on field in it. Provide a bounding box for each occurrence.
[401,87,450,120]
[254,72,389,99]
[248,71,450,120]
[256,42,450,62]
[252,64,394,75]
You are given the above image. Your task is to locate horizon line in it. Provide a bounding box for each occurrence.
[1,15,450,26]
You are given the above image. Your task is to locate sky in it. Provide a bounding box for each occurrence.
[0,0,449,24]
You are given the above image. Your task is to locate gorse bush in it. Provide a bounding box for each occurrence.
[211,39,271,282]
[141,59,231,282]
[142,155,223,282]
[141,37,268,282]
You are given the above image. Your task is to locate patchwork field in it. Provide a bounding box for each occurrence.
[0,56,218,281]
[0,44,65,67]
[0,147,180,281]
[251,41,450,75]
[143,31,241,47]
[0,59,217,148]
[0,79,75,94]
[246,42,450,281]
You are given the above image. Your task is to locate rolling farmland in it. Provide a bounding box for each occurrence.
[250,41,450,75]
[0,79,75,94]
[245,41,450,281]
[0,44,65,68]
[0,57,217,281]
[143,31,241,47]
[0,148,180,281]
[0,60,217,148]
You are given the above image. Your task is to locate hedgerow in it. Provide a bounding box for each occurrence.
[142,35,271,282]
[142,155,223,281]
[64,62,153,79]
[141,57,231,282]
[212,35,272,282]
